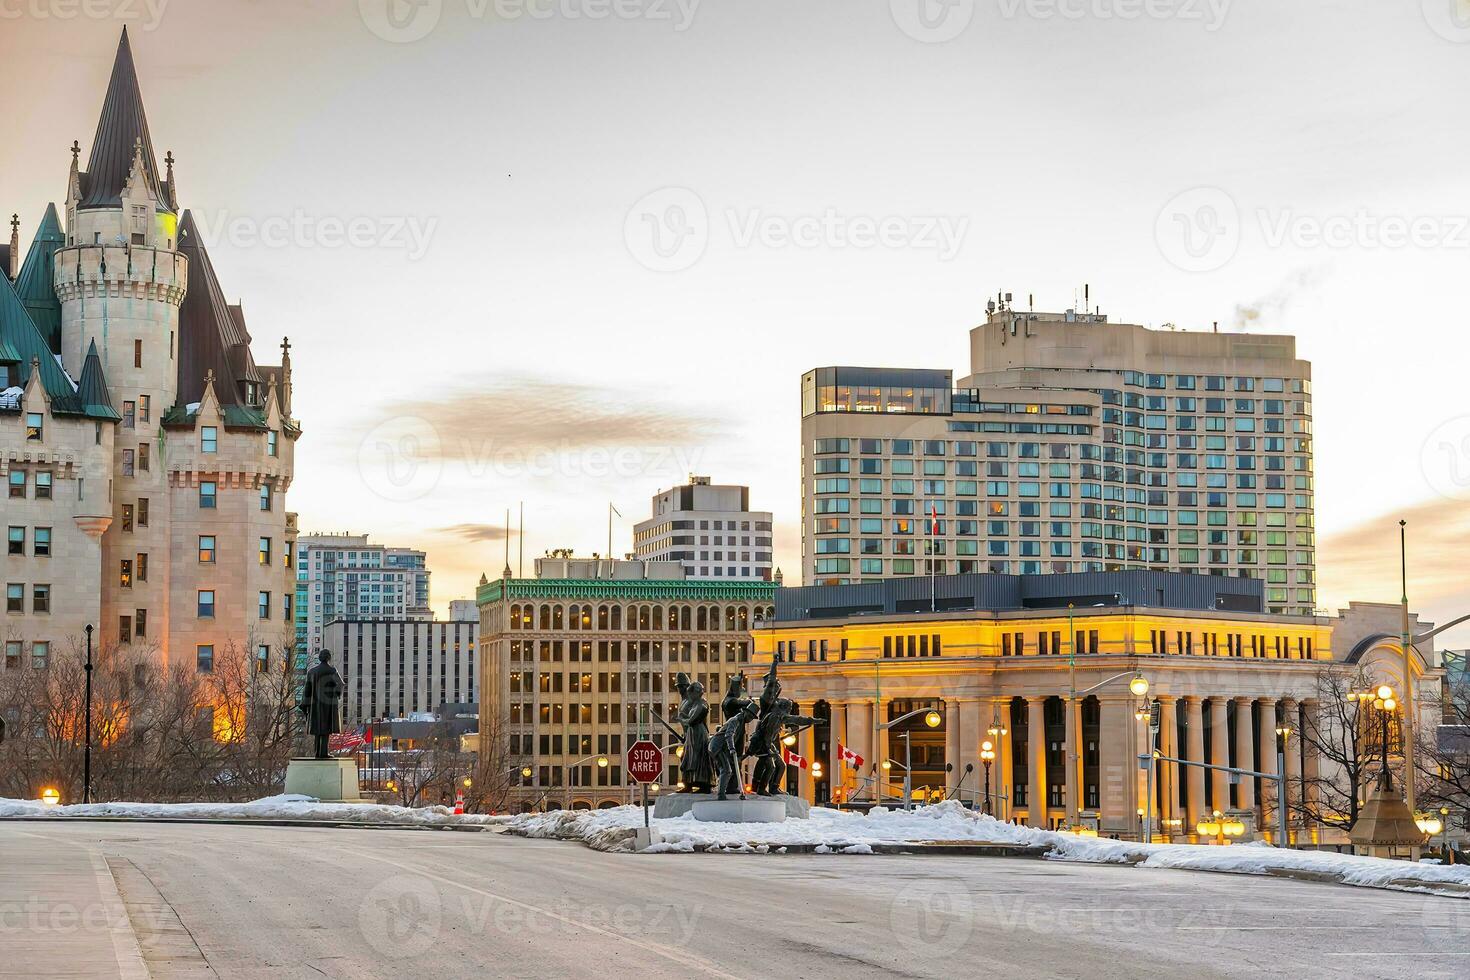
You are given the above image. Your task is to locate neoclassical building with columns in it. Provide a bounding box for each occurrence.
[752,571,1434,844]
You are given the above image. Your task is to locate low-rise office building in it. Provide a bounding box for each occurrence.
[324,613,477,725]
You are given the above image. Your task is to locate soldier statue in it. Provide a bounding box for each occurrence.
[672,673,713,793]
[717,673,755,796]
[709,700,760,801]
[299,650,344,760]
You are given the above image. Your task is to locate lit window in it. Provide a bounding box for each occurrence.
[259,538,271,565]
[25,413,42,441]
[199,535,216,563]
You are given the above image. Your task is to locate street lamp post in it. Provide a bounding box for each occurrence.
[83,624,94,805]
[987,718,1008,819]
[1276,724,1293,846]
[563,754,608,810]
[1062,671,1148,831]
[878,707,942,812]
[980,741,995,814]
[1399,521,1417,823]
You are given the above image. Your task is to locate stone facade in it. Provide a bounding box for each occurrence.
[2,31,301,675]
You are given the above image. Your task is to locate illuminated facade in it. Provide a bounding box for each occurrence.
[754,572,1431,844]
[800,307,1316,616]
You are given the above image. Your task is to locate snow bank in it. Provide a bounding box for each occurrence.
[507,800,1470,899]
[508,800,1052,854]
[0,794,512,828]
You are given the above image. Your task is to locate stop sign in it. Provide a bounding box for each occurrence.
[626,739,663,783]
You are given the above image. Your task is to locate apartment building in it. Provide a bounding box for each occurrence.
[632,476,774,580]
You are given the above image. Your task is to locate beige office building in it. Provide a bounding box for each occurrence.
[801,306,1315,616]
[477,557,775,811]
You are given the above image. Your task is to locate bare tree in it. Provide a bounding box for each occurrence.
[1293,666,1390,832]
[1418,669,1470,814]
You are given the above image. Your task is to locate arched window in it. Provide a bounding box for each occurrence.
[724,606,737,632]
[539,604,551,630]
[696,606,708,631]
[638,605,651,631]
[598,605,609,629]
[552,605,565,630]
[510,604,520,630]
[567,604,579,630]
[678,606,692,631]
[653,605,665,631]
[611,605,623,630]
[736,606,750,631]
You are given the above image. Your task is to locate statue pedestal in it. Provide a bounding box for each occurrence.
[691,799,787,823]
[654,792,809,820]
[283,758,364,803]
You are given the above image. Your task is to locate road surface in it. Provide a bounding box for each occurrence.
[2,821,1467,978]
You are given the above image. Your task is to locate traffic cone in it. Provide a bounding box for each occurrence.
[453,791,465,815]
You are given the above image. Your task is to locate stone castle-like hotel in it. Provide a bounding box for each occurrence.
[2,31,299,672]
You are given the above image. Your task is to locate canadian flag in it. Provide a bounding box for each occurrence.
[781,747,808,769]
[838,744,864,769]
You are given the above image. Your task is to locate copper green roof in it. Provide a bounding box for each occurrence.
[79,29,168,212]
[76,340,120,420]
[0,273,116,419]
[15,205,63,353]
[476,578,777,605]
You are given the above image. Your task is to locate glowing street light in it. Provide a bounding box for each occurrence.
[1128,674,1150,697]
[923,710,942,729]
[40,787,60,807]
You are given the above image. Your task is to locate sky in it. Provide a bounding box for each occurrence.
[3,1,1469,642]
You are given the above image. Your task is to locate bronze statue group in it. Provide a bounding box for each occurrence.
[656,660,817,801]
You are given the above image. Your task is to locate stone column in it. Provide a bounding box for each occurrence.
[1233,697,1256,814]
[959,699,982,806]
[828,700,847,803]
[1257,698,1279,838]
[989,698,1015,820]
[1300,698,1321,840]
[1281,698,1301,842]
[1097,696,1132,831]
[1156,696,1178,829]
[848,700,875,802]
[1027,696,1048,828]
[1184,696,1207,831]
[1208,697,1231,814]
[1063,696,1080,826]
[944,697,962,798]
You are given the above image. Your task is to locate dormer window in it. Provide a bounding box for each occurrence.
[244,381,259,406]
[25,413,43,441]
[201,426,217,453]
[130,205,148,245]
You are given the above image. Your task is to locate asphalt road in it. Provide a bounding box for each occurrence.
[3,821,1468,979]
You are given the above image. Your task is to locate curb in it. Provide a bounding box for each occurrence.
[0,815,501,832]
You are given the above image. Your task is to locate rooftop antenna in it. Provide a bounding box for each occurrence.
[1028,293,1034,312]
[1213,321,1219,333]
[1084,283,1090,314]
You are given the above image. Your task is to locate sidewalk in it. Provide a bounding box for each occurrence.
[0,828,147,979]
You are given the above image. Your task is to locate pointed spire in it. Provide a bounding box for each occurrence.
[15,205,65,354]
[79,28,165,211]
[77,338,119,419]
[163,149,178,210]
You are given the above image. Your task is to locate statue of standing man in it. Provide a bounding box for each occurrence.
[299,650,343,760]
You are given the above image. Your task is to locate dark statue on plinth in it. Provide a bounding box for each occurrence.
[299,650,343,760]
[710,700,760,801]
[672,673,712,793]
[718,674,755,796]
[748,659,818,797]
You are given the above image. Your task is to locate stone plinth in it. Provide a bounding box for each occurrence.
[284,758,364,802]
[653,793,809,819]
[691,799,787,823]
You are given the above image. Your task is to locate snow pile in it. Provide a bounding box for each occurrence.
[508,800,1052,853]
[0,794,513,828]
[0,386,23,410]
[507,800,1470,899]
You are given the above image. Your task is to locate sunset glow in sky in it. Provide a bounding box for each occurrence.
[4,2,1468,641]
